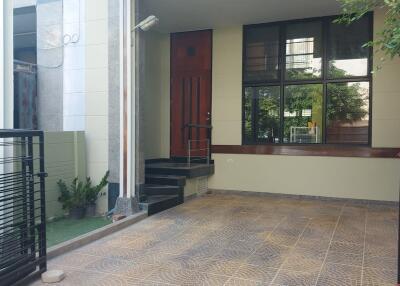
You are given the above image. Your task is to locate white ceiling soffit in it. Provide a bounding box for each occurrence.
[142,0,342,33]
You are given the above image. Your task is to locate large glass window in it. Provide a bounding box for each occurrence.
[244,86,281,143]
[326,82,370,144]
[244,26,280,82]
[243,14,372,145]
[284,84,323,143]
[285,21,322,80]
[328,16,370,78]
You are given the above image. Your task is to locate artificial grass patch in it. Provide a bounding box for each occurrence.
[46,216,112,248]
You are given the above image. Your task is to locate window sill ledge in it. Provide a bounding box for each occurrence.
[212,145,400,158]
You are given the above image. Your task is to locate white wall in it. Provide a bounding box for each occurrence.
[63,0,86,131]
[84,0,109,212]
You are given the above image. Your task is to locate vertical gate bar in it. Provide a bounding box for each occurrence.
[20,136,28,256]
[38,132,47,271]
[27,136,36,258]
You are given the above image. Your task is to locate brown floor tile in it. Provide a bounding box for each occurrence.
[317,263,362,285]
[271,269,318,286]
[49,252,100,268]
[247,243,290,268]
[325,251,363,266]
[281,248,325,272]
[224,277,265,286]
[147,266,198,285]
[30,269,109,286]
[296,237,331,251]
[28,194,398,286]
[198,258,242,276]
[362,267,397,286]
[233,263,278,284]
[181,272,229,286]
[266,233,299,247]
[329,241,364,255]
[213,248,252,262]
[363,255,397,271]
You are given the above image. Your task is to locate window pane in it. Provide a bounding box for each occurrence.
[284,84,323,143]
[328,16,370,78]
[285,21,322,80]
[244,26,280,82]
[326,82,369,144]
[244,87,253,143]
[256,86,281,143]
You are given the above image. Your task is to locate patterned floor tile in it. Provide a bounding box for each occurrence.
[363,255,397,271]
[28,194,397,286]
[233,263,278,284]
[198,258,243,276]
[271,269,318,286]
[49,252,100,268]
[362,267,397,286]
[317,263,362,286]
[224,277,265,286]
[247,243,290,268]
[325,251,363,266]
[281,248,325,272]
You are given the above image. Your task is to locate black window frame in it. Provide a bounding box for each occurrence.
[242,13,373,146]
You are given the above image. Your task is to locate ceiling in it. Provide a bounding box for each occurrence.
[142,0,342,33]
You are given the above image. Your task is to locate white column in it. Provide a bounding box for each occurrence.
[119,0,134,198]
[2,0,13,129]
[129,0,135,198]
[0,2,4,129]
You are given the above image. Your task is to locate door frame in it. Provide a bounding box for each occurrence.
[169,29,213,158]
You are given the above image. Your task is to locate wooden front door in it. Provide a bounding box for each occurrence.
[170,30,212,158]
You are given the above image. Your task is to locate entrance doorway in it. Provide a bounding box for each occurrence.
[170,30,212,158]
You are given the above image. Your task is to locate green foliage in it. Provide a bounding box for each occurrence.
[85,171,110,205]
[335,0,400,59]
[57,171,110,210]
[57,178,87,210]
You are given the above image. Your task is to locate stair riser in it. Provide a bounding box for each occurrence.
[146,166,214,178]
[140,197,180,216]
[145,177,186,186]
[144,188,182,197]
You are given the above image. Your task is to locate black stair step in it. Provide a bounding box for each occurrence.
[143,184,183,203]
[145,162,214,178]
[139,195,180,216]
[145,175,186,186]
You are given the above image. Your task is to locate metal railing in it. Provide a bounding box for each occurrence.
[185,124,212,167]
[0,130,47,286]
[187,139,210,167]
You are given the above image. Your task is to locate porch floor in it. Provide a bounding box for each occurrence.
[32,193,397,285]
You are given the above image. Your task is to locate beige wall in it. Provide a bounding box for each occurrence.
[143,31,171,159]
[44,132,86,219]
[372,9,400,148]
[208,10,400,201]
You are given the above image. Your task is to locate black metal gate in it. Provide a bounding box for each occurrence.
[0,130,47,286]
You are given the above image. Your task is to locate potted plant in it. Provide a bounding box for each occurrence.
[84,171,109,217]
[57,171,109,219]
[57,178,87,219]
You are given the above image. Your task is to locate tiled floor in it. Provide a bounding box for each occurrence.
[31,193,398,286]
